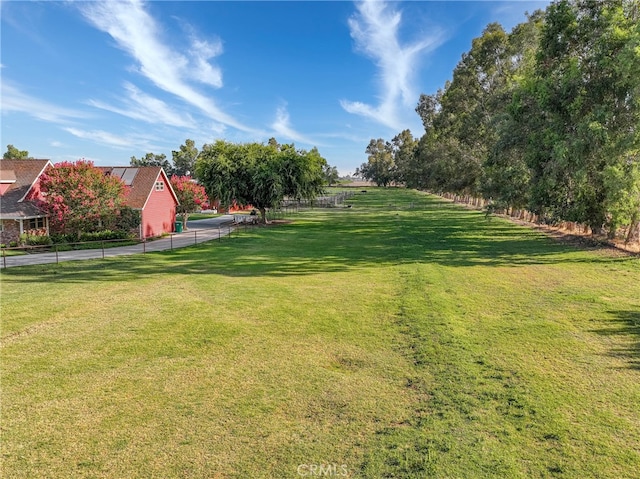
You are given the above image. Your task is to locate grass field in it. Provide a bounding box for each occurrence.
[1,188,639,478]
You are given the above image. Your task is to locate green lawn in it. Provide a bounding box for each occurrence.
[1,188,639,478]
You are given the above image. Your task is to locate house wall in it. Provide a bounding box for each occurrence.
[141,185,177,238]
[1,220,20,244]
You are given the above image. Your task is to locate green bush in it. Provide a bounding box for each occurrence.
[78,230,131,242]
[25,234,52,246]
[115,207,141,233]
[51,230,134,244]
[50,233,82,244]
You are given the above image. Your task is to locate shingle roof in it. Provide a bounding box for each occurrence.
[98,166,179,209]
[0,159,51,219]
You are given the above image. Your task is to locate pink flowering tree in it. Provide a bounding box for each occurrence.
[170,176,209,230]
[37,160,127,237]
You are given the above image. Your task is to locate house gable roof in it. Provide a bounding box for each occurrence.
[99,166,179,209]
[0,159,52,219]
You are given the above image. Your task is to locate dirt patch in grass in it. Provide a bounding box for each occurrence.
[504,216,640,257]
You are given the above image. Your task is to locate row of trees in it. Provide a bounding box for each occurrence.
[130,138,340,188]
[129,138,200,177]
[129,138,332,223]
[3,140,200,178]
[358,0,640,239]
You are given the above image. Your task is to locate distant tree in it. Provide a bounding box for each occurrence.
[37,160,127,237]
[267,137,280,150]
[170,176,209,231]
[390,130,418,187]
[415,90,442,132]
[359,139,395,187]
[130,152,175,176]
[171,139,199,177]
[280,145,327,201]
[196,140,326,223]
[324,165,340,186]
[3,144,29,159]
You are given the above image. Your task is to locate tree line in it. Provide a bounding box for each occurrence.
[358,0,640,240]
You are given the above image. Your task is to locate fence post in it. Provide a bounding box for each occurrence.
[2,249,6,269]
[194,230,197,245]
[219,224,221,241]
[143,239,146,254]
[170,234,173,251]
[102,241,105,259]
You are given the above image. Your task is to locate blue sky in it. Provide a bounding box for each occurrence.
[1,0,549,175]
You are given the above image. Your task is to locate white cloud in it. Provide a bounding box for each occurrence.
[1,81,89,123]
[64,127,156,151]
[271,105,320,146]
[79,0,255,133]
[188,34,224,88]
[88,82,197,129]
[341,0,445,130]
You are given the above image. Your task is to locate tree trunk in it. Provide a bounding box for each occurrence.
[625,213,639,245]
[259,207,268,224]
[182,212,189,231]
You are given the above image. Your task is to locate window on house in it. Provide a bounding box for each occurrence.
[28,218,45,230]
[155,181,165,191]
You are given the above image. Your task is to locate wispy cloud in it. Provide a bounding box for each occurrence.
[88,82,197,129]
[182,22,224,88]
[64,127,156,151]
[341,0,445,130]
[271,105,320,146]
[1,81,89,123]
[79,0,254,133]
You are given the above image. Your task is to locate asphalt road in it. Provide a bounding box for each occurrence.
[1,216,236,269]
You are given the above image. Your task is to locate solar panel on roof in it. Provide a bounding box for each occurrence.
[111,167,127,179]
[121,168,139,186]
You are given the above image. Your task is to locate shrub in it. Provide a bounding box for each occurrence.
[78,230,131,242]
[23,234,52,246]
[115,207,141,233]
[50,233,82,244]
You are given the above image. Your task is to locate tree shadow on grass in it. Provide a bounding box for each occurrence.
[1,193,636,285]
[592,310,640,370]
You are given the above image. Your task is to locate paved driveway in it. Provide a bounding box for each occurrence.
[1,216,236,269]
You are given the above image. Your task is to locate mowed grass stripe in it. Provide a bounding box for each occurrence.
[1,188,639,478]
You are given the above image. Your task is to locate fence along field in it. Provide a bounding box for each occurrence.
[1,188,639,478]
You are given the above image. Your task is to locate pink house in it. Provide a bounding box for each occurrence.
[0,159,52,244]
[0,162,179,242]
[100,166,179,239]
